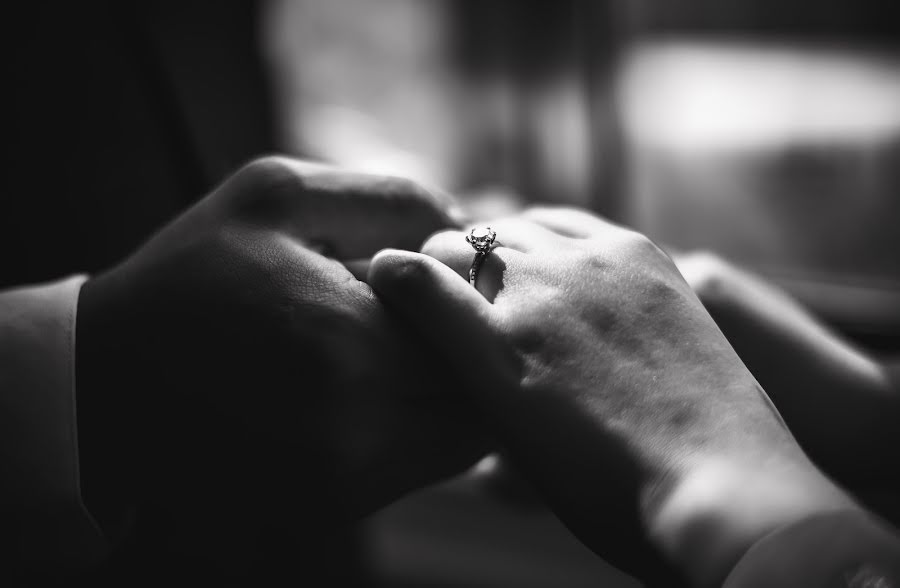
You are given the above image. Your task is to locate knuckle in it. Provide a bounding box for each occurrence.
[226,156,307,218]
[618,229,665,258]
[524,206,606,229]
[521,205,556,220]
[383,176,449,220]
[386,174,426,198]
[524,205,570,218]
[238,155,301,186]
[380,174,434,206]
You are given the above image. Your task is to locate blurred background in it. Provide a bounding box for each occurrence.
[264,0,900,343]
[257,0,900,586]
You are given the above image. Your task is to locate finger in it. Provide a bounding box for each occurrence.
[420,230,524,302]
[368,250,506,378]
[237,157,463,260]
[461,217,562,253]
[520,206,611,239]
[297,172,460,260]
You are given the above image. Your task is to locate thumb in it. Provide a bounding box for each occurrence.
[368,249,513,390]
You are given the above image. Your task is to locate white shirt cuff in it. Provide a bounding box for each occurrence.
[0,275,109,572]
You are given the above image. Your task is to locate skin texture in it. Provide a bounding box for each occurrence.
[368,207,859,588]
[674,252,900,491]
[75,157,487,572]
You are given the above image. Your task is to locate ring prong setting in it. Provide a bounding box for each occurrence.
[466,226,497,253]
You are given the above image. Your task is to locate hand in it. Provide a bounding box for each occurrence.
[76,157,486,567]
[673,252,900,490]
[368,208,857,588]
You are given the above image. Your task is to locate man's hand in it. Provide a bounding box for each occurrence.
[673,251,900,490]
[75,157,486,566]
[368,208,859,588]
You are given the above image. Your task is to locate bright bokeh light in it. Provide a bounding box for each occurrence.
[620,43,900,150]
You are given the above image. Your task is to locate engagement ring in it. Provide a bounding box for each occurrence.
[465,226,497,288]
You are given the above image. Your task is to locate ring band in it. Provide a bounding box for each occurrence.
[465,227,497,288]
[469,250,487,286]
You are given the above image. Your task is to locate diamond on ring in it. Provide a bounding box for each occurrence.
[466,226,497,252]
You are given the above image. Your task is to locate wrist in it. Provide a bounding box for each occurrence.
[650,453,858,588]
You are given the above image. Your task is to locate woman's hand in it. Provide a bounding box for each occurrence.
[674,252,900,491]
[369,207,858,588]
